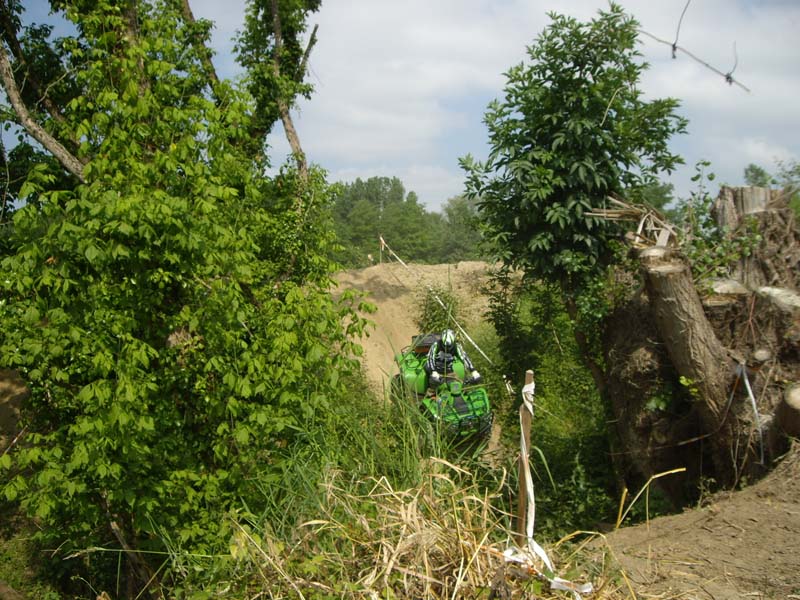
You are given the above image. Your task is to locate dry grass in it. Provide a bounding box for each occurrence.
[221,458,643,599]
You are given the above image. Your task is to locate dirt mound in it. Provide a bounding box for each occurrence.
[604,444,800,599]
[334,261,494,393]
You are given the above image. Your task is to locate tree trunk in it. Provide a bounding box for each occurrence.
[180,0,220,90]
[270,0,309,187]
[640,247,739,483]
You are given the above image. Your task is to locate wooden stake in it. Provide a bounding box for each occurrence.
[515,369,534,545]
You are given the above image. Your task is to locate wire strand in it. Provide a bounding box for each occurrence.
[638,28,751,93]
[672,0,692,58]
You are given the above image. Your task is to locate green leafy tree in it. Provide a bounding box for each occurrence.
[628,180,675,216]
[743,163,773,187]
[462,4,685,298]
[339,196,381,264]
[329,177,486,267]
[0,0,366,593]
[381,191,437,261]
[776,160,800,216]
[461,4,686,388]
[331,176,439,266]
[235,0,320,169]
[438,195,483,262]
[485,274,614,534]
[742,161,799,216]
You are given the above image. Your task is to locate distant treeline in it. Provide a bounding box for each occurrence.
[329,176,484,267]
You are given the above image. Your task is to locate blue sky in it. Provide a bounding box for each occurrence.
[19,0,800,212]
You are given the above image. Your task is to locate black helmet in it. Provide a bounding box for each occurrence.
[441,329,456,350]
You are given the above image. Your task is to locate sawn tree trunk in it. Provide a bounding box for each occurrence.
[640,247,739,483]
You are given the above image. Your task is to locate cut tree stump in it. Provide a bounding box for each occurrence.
[640,251,738,482]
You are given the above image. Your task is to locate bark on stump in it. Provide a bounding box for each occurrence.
[640,248,738,482]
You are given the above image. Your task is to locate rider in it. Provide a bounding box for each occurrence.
[425,328,481,387]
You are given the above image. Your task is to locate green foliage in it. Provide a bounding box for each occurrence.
[0,1,368,593]
[744,163,773,188]
[631,180,675,212]
[235,0,321,145]
[164,368,448,595]
[485,273,615,534]
[679,375,701,400]
[744,160,800,219]
[0,525,62,600]
[330,176,431,266]
[776,160,800,216]
[627,179,678,221]
[329,177,485,267]
[674,161,762,283]
[462,3,686,294]
[438,195,484,261]
[745,160,800,217]
[413,283,460,334]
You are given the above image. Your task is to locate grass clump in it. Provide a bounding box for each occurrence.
[170,458,631,599]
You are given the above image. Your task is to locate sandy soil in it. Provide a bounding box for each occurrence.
[603,446,800,599]
[334,260,494,394]
[335,261,800,600]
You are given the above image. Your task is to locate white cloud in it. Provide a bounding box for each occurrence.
[193,0,800,210]
[741,138,796,166]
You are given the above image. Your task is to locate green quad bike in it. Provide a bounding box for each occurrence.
[391,333,493,440]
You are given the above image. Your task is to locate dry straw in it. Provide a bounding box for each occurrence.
[226,459,646,599]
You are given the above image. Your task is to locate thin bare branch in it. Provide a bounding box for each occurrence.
[0,41,85,182]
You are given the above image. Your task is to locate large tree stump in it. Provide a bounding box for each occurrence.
[640,248,738,481]
[712,186,800,290]
[713,186,770,228]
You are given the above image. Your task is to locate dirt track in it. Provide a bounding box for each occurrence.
[604,446,800,599]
